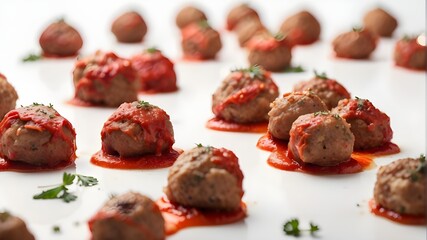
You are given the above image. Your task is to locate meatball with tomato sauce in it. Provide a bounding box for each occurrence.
[289,112,355,166]
[89,192,165,240]
[363,8,398,38]
[0,74,18,120]
[293,72,351,109]
[176,6,207,29]
[181,21,222,60]
[164,145,244,211]
[131,48,177,93]
[73,51,138,107]
[332,98,393,150]
[332,28,377,59]
[268,91,328,141]
[226,3,260,31]
[394,35,426,71]
[111,11,147,43]
[212,66,279,123]
[279,10,321,46]
[374,156,426,216]
[0,104,76,167]
[246,32,292,72]
[101,101,174,157]
[39,19,83,57]
[0,211,35,240]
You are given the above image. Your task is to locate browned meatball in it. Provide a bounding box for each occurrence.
[332,98,393,150]
[0,104,76,166]
[0,74,18,120]
[0,211,35,240]
[181,21,222,60]
[279,10,321,46]
[39,19,83,57]
[89,192,165,240]
[226,3,260,31]
[374,156,426,215]
[268,91,328,140]
[246,32,292,72]
[293,72,351,109]
[394,35,426,71]
[111,11,147,43]
[235,18,267,47]
[176,6,207,29]
[101,101,174,157]
[73,51,138,107]
[212,66,279,123]
[332,28,378,59]
[164,145,244,211]
[363,8,398,37]
[289,112,355,166]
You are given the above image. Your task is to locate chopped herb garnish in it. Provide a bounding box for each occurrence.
[314,111,329,117]
[314,70,328,80]
[410,154,426,181]
[274,32,285,41]
[136,100,153,109]
[352,26,363,32]
[332,113,341,119]
[0,211,10,222]
[33,172,98,203]
[355,96,365,110]
[146,47,158,54]
[195,143,213,152]
[48,103,54,108]
[22,53,42,62]
[232,65,264,79]
[53,225,61,233]
[284,65,305,73]
[283,218,320,237]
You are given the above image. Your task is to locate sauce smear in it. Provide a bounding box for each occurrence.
[257,133,399,174]
[0,158,75,172]
[369,199,426,225]
[90,149,181,169]
[156,196,247,235]
[206,117,267,133]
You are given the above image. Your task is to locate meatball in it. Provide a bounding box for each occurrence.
[226,3,260,31]
[363,8,398,37]
[89,192,165,240]
[0,211,35,240]
[374,156,426,215]
[268,91,328,141]
[394,35,426,71]
[131,48,177,93]
[175,6,207,29]
[39,19,83,57]
[279,10,321,46]
[332,98,393,150]
[212,66,279,123]
[289,112,355,166]
[293,72,351,109]
[73,50,138,107]
[111,11,147,43]
[235,18,267,47]
[0,74,18,120]
[246,32,292,72]
[332,28,377,59]
[164,145,244,211]
[0,104,77,166]
[181,21,222,60]
[101,101,174,157]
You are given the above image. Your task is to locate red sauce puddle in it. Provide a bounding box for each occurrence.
[0,158,75,172]
[257,133,399,174]
[156,196,247,235]
[206,117,268,133]
[90,149,182,169]
[369,199,426,225]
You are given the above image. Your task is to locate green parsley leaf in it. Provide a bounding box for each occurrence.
[352,26,363,32]
[33,186,66,200]
[232,65,264,79]
[136,100,153,109]
[314,70,328,80]
[53,225,61,233]
[22,53,42,62]
[76,174,98,187]
[146,47,158,54]
[283,218,320,237]
[309,222,320,235]
[284,65,305,73]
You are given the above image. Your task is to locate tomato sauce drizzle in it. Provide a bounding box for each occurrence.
[0,158,75,172]
[156,196,247,235]
[257,133,399,174]
[206,117,267,133]
[369,199,426,225]
[90,149,181,169]
[394,38,426,71]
